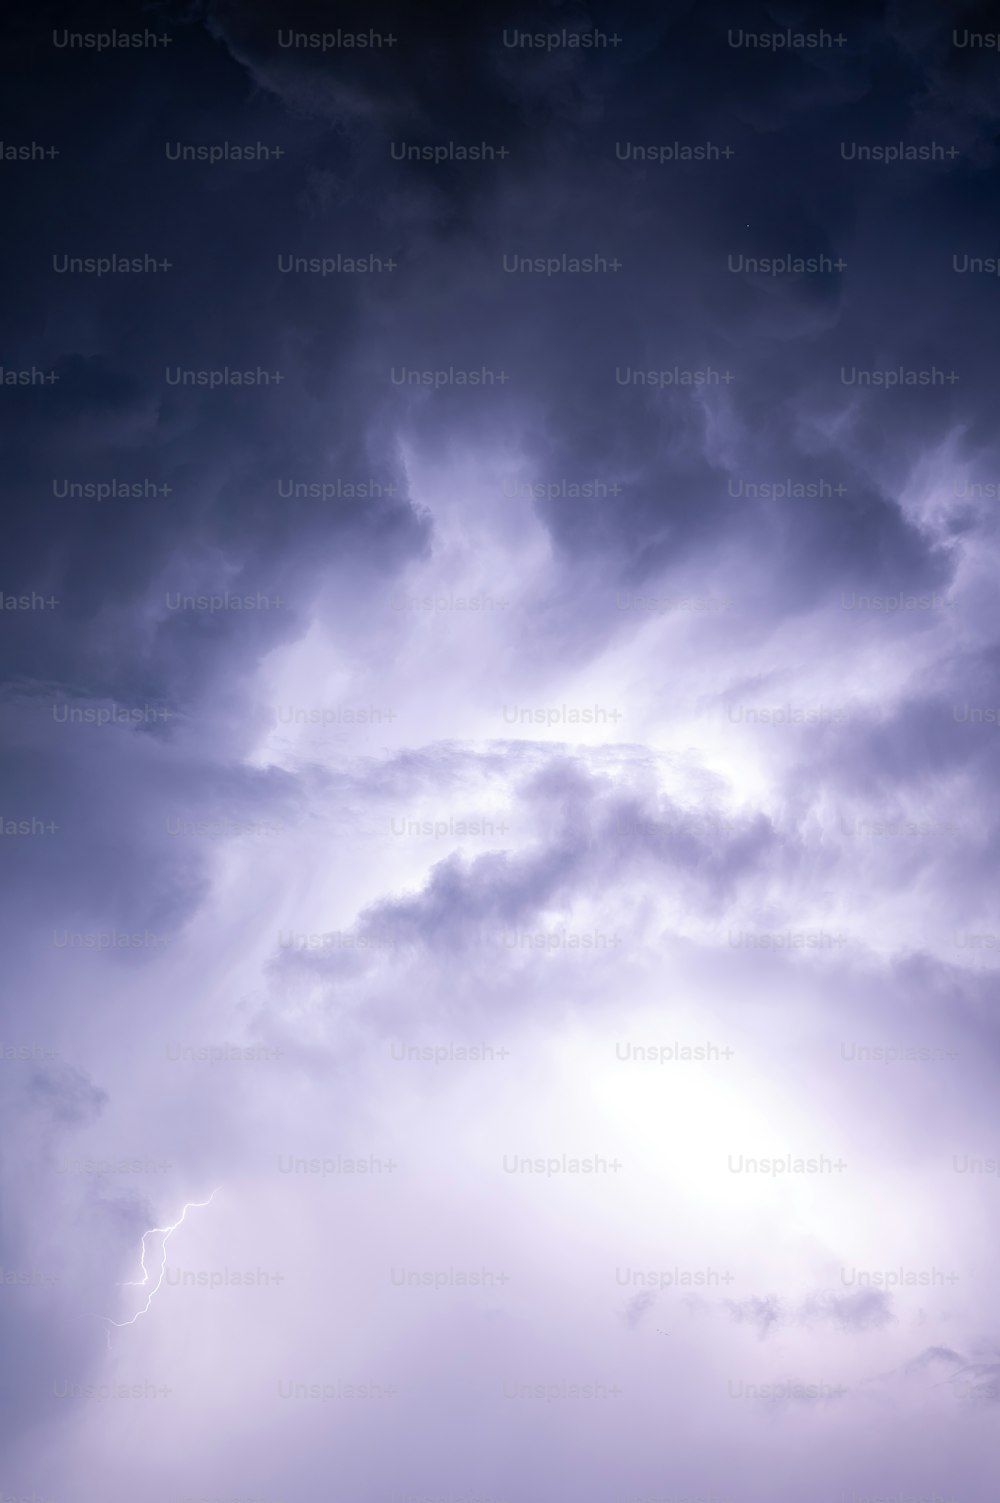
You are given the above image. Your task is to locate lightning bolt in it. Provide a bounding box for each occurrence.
[105,1187,220,1333]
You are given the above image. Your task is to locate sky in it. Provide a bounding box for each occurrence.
[3,1,1000,1500]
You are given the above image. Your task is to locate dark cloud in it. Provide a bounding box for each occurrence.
[3,0,1000,1497]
